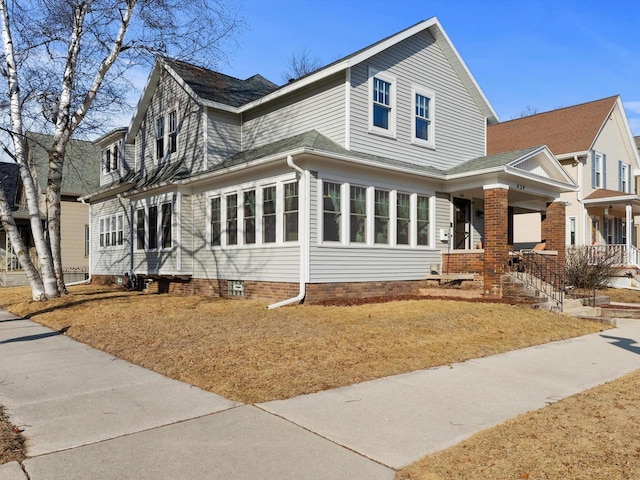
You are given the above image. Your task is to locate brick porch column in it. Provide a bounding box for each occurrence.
[483,185,509,295]
[541,199,567,272]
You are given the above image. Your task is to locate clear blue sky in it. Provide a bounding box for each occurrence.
[216,0,640,134]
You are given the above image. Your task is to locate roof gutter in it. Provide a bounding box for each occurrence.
[268,155,308,309]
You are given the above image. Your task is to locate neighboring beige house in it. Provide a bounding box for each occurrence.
[0,133,100,286]
[488,96,640,257]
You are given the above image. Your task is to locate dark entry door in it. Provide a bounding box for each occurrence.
[453,198,471,249]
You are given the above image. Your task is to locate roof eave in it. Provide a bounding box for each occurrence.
[583,194,640,205]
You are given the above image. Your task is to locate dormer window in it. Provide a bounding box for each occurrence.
[112,144,119,170]
[369,68,396,137]
[104,149,111,173]
[156,115,165,160]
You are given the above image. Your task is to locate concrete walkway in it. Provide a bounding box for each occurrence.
[1,309,640,478]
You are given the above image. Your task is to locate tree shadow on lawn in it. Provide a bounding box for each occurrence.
[12,293,138,320]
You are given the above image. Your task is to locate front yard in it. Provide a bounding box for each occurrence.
[1,284,627,475]
[0,285,606,403]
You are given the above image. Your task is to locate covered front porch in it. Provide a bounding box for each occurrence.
[439,146,578,294]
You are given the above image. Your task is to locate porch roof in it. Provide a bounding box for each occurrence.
[583,188,640,206]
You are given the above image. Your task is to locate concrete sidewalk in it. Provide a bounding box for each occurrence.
[1,309,640,478]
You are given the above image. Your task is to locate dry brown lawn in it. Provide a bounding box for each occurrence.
[396,368,640,480]
[599,287,640,304]
[0,284,624,469]
[0,285,606,404]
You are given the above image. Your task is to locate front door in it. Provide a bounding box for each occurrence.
[453,198,471,249]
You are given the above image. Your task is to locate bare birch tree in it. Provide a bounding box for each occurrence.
[0,0,242,299]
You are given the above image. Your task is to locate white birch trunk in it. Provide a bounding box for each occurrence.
[0,0,58,298]
[0,181,46,300]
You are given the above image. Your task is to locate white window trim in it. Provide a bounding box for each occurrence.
[206,175,298,249]
[594,152,604,189]
[98,214,125,250]
[368,67,396,138]
[620,162,630,193]
[133,194,174,252]
[567,216,577,246]
[317,178,435,249]
[411,84,436,149]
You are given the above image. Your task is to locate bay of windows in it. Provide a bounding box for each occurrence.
[350,186,367,243]
[416,195,430,245]
[210,197,221,246]
[244,190,256,245]
[396,193,410,245]
[374,189,389,244]
[226,193,238,246]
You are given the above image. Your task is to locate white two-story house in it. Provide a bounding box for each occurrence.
[85,18,577,304]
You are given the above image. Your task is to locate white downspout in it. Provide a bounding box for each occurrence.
[268,155,308,309]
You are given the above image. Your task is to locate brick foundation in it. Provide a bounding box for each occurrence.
[442,251,484,274]
[92,274,448,303]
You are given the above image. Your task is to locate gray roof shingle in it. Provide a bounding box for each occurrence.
[446,146,542,175]
[162,57,279,107]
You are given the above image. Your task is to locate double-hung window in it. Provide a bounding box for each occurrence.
[210,197,221,246]
[226,193,238,245]
[136,208,145,250]
[417,195,430,246]
[148,205,158,249]
[155,116,165,160]
[412,86,435,148]
[619,162,630,193]
[592,152,606,188]
[99,215,124,248]
[369,69,395,136]
[112,144,119,171]
[350,185,367,243]
[168,110,177,154]
[396,193,410,245]
[161,203,172,249]
[374,189,389,244]
[323,182,341,242]
[244,190,256,245]
[284,182,298,242]
[262,186,276,244]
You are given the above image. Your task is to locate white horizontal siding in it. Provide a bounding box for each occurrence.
[308,246,440,283]
[207,110,241,167]
[190,192,300,282]
[242,73,345,150]
[133,250,176,274]
[435,192,451,252]
[349,29,486,170]
[90,198,132,276]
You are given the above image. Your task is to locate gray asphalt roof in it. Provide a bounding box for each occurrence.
[27,132,101,196]
[445,146,543,175]
[162,57,279,107]
[0,161,19,210]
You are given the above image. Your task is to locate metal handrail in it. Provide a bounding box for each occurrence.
[509,250,565,311]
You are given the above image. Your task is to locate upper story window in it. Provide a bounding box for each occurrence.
[168,110,178,154]
[619,161,631,193]
[592,151,606,189]
[155,115,165,160]
[104,149,112,173]
[369,68,396,137]
[112,144,119,171]
[412,86,435,148]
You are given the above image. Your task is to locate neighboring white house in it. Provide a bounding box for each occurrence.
[488,96,640,254]
[84,18,577,303]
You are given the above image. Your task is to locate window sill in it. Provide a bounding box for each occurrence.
[368,128,397,140]
[411,139,436,150]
